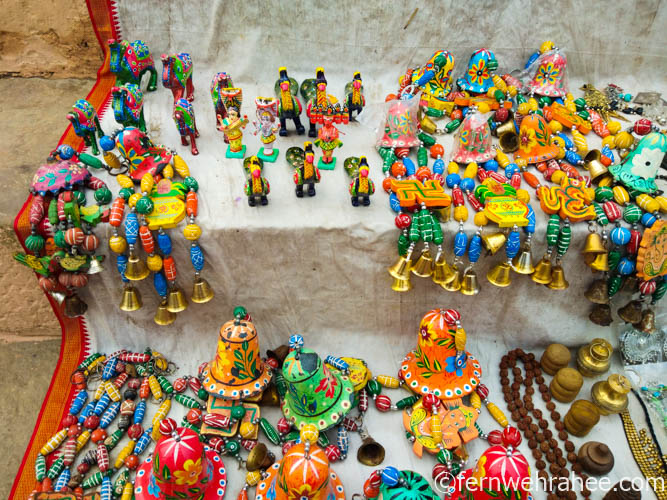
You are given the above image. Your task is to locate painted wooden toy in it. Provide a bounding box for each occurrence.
[314,103,347,170]
[243,156,270,206]
[274,67,305,136]
[216,88,248,158]
[301,67,338,137]
[161,52,194,102]
[210,72,234,133]
[253,97,280,162]
[286,142,320,197]
[344,156,375,207]
[173,98,199,155]
[102,127,172,181]
[345,71,365,120]
[66,99,105,156]
[111,83,145,131]
[107,39,157,91]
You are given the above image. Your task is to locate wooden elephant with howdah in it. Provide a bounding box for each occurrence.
[173,98,199,155]
[107,38,158,91]
[66,99,105,155]
[161,52,194,102]
[111,83,146,131]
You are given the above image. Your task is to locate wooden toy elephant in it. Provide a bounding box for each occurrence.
[161,52,194,102]
[107,39,158,91]
[111,83,146,131]
[173,98,199,155]
[66,99,104,155]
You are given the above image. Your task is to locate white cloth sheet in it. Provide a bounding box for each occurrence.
[73,1,667,498]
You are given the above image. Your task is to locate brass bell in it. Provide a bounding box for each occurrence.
[246,442,276,471]
[154,300,176,326]
[577,338,613,377]
[582,232,606,257]
[547,265,569,290]
[64,294,88,318]
[531,256,553,285]
[388,255,412,280]
[119,285,142,312]
[166,287,188,313]
[487,261,512,287]
[481,231,507,255]
[493,114,516,138]
[259,384,280,407]
[498,131,519,153]
[411,249,433,278]
[441,265,462,292]
[391,276,412,292]
[587,251,609,272]
[87,258,105,275]
[621,275,639,293]
[591,374,631,415]
[634,308,656,334]
[124,252,149,281]
[584,279,609,304]
[191,276,214,304]
[589,304,613,326]
[356,427,385,466]
[617,300,642,324]
[432,255,456,285]
[511,245,535,274]
[460,268,480,296]
[583,150,609,183]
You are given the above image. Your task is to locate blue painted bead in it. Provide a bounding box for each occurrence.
[617,257,635,275]
[389,193,401,213]
[93,392,111,416]
[382,466,401,487]
[525,205,536,234]
[505,230,521,259]
[601,145,615,164]
[54,468,71,493]
[460,177,475,192]
[555,132,574,150]
[565,150,582,165]
[402,157,416,176]
[468,234,482,263]
[157,232,172,255]
[190,245,204,271]
[69,390,88,415]
[623,94,632,102]
[100,136,115,152]
[610,226,631,245]
[134,400,146,424]
[484,159,499,172]
[446,173,461,188]
[554,98,564,105]
[524,51,540,69]
[289,334,304,350]
[461,106,470,117]
[641,212,656,228]
[153,272,167,297]
[337,426,349,455]
[57,144,75,160]
[454,231,468,257]
[432,158,445,175]
[124,212,139,245]
[102,356,118,380]
[324,356,349,372]
[100,402,120,429]
[134,428,152,455]
[416,69,435,87]
[116,254,129,282]
[78,401,96,424]
[505,163,519,177]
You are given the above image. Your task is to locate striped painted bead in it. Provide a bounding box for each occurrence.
[505,229,521,259]
[627,230,642,254]
[100,402,120,429]
[40,429,67,455]
[61,437,77,465]
[557,224,571,257]
[123,212,139,245]
[593,203,609,226]
[76,430,91,452]
[102,356,118,381]
[454,231,468,257]
[610,226,631,245]
[69,391,88,415]
[623,204,642,224]
[54,468,70,492]
[639,280,657,296]
[46,456,65,480]
[613,186,630,205]
[617,257,635,275]
[82,471,104,489]
[602,201,621,222]
[546,215,560,246]
[174,394,202,409]
[134,428,152,455]
[93,393,111,416]
[337,426,349,456]
[595,186,614,202]
[35,454,46,481]
[324,356,349,372]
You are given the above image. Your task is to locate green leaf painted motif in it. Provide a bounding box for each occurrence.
[234,350,243,361]
[484,487,500,498]
[433,359,442,372]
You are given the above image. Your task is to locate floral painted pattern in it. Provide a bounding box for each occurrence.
[315,366,339,398]
[174,457,202,485]
[147,473,161,496]
[445,355,466,377]
[419,325,437,347]
[519,127,537,153]
[534,62,559,85]
[467,59,489,86]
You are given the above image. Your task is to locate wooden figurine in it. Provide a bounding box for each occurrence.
[173,98,199,155]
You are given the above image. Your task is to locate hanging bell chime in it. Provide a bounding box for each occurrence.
[259,384,280,406]
[589,304,613,326]
[583,150,609,183]
[487,261,512,287]
[588,252,609,272]
[119,285,142,312]
[391,276,413,292]
[411,249,434,278]
[166,286,188,313]
[617,300,643,324]
[582,232,606,259]
[460,268,480,296]
[481,231,507,255]
[432,254,456,285]
[86,258,105,275]
[154,299,177,326]
[511,244,535,274]
[493,113,516,138]
[124,251,149,281]
[191,276,214,304]
[388,254,412,280]
[532,256,553,285]
[441,265,462,292]
[356,427,385,466]
[547,265,569,290]
[64,294,88,318]
[584,279,609,304]
[498,130,520,153]
[634,308,656,334]
[246,442,276,471]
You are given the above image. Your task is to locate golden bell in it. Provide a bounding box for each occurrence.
[481,231,507,255]
[411,249,433,278]
[356,428,385,467]
[591,374,631,415]
[87,258,105,275]
[634,308,656,334]
[498,130,519,153]
[583,150,609,183]
[577,338,613,377]
[191,277,214,304]
[246,442,276,471]
[589,304,612,326]
[441,265,462,292]
[487,261,512,287]
[584,279,609,304]
[547,265,569,290]
[460,268,480,296]
[582,232,606,257]
[432,256,456,285]
[493,114,516,138]
[166,287,188,313]
[388,255,412,280]
[587,251,609,272]
[154,300,176,326]
[391,276,412,292]
[119,285,142,312]
[64,294,88,318]
[511,245,535,274]
[124,252,149,281]
[259,384,280,407]
[531,256,553,285]
[617,300,642,324]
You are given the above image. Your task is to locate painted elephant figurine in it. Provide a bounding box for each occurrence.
[66,99,104,155]
[111,83,146,131]
[107,38,158,91]
[173,98,199,155]
[211,72,234,132]
[161,53,194,102]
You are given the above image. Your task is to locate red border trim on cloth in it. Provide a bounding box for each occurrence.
[9,1,120,498]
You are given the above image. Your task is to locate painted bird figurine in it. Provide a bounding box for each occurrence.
[580,83,628,122]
